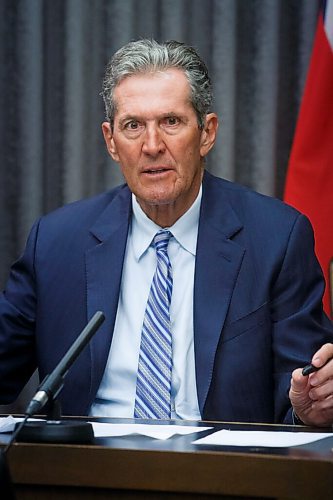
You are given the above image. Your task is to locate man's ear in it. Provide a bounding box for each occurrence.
[199,113,218,157]
[102,122,120,162]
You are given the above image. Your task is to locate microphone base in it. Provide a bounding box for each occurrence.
[15,420,94,444]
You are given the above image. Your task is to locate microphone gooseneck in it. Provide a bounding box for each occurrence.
[25,311,105,417]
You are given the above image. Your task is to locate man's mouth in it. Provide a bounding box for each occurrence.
[143,167,172,175]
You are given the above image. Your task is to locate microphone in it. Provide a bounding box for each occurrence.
[12,311,105,444]
[25,310,105,417]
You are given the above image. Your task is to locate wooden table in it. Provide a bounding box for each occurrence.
[1,417,333,499]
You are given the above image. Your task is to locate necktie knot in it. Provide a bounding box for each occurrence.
[153,230,172,253]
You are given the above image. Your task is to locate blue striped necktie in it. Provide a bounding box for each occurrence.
[134,230,173,419]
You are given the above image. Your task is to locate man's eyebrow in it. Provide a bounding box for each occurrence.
[160,112,189,123]
[118,115,139,123]
[158,112,189,121]
[160,111,185,116]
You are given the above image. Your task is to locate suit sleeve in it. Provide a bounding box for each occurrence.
[0,220,40,403]
[270,213,333,424]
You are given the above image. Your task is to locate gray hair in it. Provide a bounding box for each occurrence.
[101,39,213,129]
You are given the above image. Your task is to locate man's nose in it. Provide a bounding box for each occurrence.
[142,125,165,156]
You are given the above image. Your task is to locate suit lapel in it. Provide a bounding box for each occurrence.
[85,186,131,398]
[194,173,245,414]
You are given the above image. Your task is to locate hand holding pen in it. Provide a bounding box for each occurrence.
[289,343,333,427]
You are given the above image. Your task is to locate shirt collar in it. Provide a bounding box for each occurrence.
[131,185,202,261]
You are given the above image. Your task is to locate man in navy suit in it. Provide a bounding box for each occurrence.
[1,39,333,426]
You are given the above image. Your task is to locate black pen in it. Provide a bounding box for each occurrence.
[302,359,331,376]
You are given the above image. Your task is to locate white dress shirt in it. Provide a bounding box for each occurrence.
[90,187,202,420]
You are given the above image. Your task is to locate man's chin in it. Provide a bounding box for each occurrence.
[134,187,177,205]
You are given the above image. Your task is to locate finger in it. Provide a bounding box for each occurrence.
[289,369,311,414]
[311,394,333,412]
[291,368,309,390]
[309,359,333,387]
[309,379,333,401]
[311,343,333,368]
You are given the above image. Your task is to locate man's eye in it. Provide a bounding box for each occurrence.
[125,121,140,130]
[165,117,179,126]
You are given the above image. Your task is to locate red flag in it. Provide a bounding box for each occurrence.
[284,1,333,317]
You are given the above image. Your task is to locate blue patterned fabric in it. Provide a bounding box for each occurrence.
[134,230,173,419]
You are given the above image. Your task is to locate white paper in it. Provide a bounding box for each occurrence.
[193,429,333,447]
[0,415,18,433]
[90,422,212,440]
[0,416,44,433]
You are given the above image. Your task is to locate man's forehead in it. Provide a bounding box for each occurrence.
[113,69,193,117]
[114,68,190,98]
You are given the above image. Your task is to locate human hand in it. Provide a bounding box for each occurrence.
[289,343,333,426]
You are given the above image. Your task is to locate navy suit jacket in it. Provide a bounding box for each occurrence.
[1,171,332,423]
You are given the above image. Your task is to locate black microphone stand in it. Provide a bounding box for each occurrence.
[16,398,95,444]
